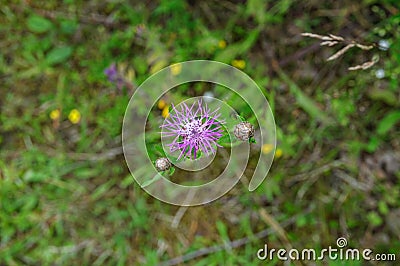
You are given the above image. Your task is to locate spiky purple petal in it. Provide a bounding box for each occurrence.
[161,100,224,160]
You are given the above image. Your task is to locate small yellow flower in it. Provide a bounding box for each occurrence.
[127,68,135,81]
[218,40,227,49]
[118,62,127,73]
[162,106,169,118]
[170,63,182,76]
[49,109,60,120]
[157,99,166,110]
[262,144,274,154]
[275,148,283,158]
[68,109,81,124]
[231,59,246,70]
[262,145,283,158]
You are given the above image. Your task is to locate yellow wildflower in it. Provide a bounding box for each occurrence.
[162,106,169,118]
[150,60,168,74]
[275,148,283,158]
[170,63,182,76]
[262,144,283,158]
[118,62,127,74]
[232,59,246,70]
[157,99,166,110]
[218,40,227,49]
[262,144,274,154]
[68,109,81,124]
[127,68,135,81]
[49,109,60,120]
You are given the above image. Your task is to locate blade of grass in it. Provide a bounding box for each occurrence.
[278,70,333,124]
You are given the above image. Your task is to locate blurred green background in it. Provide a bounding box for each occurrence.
[1,0,400,265]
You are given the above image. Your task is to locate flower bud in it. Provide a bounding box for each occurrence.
[155,157,171,172]
[234,122,255,141]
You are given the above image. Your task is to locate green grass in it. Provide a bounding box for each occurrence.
[1,0,400,265]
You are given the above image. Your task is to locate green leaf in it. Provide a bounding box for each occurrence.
[215,29,260,62]
[46,46,73,65]
[91,179,115,200]
[141,173,163,188]
[217,134,231,146]
[366,136,380,152]
[120,175,134,188]
[27,15,53,33]
[367,211,383,227]
[378,200,389,215]
[377,111,400,135]
[236,114,246,122]
[169,167,175,176]
[216,220,230,241]
[368,88,397,106]
[246,0,266,25]
[278,70,332,124]
[60,20,78,35]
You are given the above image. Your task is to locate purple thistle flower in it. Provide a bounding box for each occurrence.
[104,63,125,90]
[104,63,118,82]
[161,100,224,160]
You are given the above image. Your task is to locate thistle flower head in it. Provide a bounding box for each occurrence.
[155,157,171,172]
[161,100,224,160]
[104,63,125,89]
[104,63,119,83]
[234,121,254,141]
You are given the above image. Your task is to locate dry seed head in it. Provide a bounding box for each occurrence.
[234,122,255,141]
[348,57,379,70]
[327,44,355,61]
[155,157,171,172]
[320,41,339,47]
[302,32,378,70]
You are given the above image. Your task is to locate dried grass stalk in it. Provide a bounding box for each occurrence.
[327,44,355,61]
[355,43,374,50]
[320,41,339,47]
[302,32,379,71]
[301,32,327,40]
[328,34,345,41]
[348,57,379,70]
